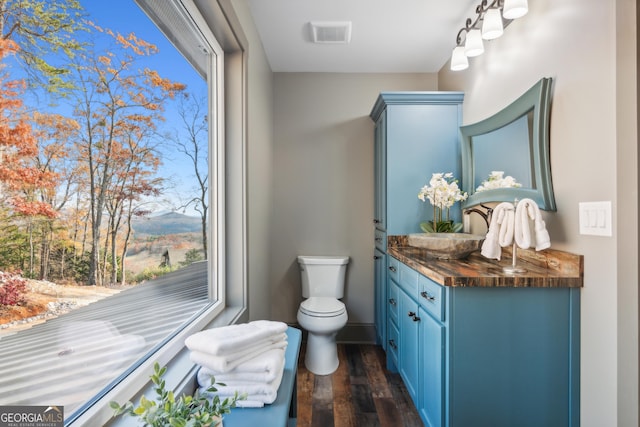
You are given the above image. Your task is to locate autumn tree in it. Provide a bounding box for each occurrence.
[65,24,184,286]
[0,40,57,218]
[0,40,61,278]
[173,93,209,258]
[103,124,163,286]
[30,111,80,280]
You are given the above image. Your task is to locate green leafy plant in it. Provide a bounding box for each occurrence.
[110,362,245,427]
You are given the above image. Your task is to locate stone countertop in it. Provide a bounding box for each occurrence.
[387,235,583,288]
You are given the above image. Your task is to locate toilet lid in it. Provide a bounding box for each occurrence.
[300,297,346,317]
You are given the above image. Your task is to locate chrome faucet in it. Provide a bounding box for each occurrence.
[463,204,493,230]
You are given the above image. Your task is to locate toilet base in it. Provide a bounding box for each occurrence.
[304,331,339,375]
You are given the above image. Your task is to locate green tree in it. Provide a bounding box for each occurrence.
[0,0,86,93]
[180,248,204,267]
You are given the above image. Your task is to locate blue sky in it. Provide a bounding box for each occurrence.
[81,0,208,217]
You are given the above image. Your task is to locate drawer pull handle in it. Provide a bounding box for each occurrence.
[408,312,421,322]
[420,291,436,302]
[388,339,397,350]
[388,266,397,272]
[388,298,396,306]
[408,311,416,317]
[373,219,380,224]
[374,255,381,260]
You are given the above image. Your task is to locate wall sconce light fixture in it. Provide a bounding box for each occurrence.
[451,0,528,71]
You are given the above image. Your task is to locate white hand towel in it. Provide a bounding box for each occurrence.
[198,393,271,408]
[514,198,551,251]
[514,199,534,249]
[195,390,267,408]
[185,320,288,356]
[481,202,515,260]
[190,339,287,373]
[230,399,268,408]
[197,348,285,386]
[198,361,285,407]
[497,203,515,247]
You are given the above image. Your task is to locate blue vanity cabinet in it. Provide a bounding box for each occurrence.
[388,255,445,426]
[370,92,463,352]
[387,253,581,427]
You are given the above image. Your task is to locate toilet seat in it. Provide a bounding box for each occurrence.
[299,297,345,317]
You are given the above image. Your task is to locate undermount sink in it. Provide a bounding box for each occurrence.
[407,233,485,260]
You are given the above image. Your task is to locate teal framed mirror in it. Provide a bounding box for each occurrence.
[460,77,556,211]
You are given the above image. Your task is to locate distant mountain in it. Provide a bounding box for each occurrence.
[131,212,202,235]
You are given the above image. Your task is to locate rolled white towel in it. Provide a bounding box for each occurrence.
[197,348,285,386]
[481,202,515,260]
[185,320,288,356]
[190,339,287,373]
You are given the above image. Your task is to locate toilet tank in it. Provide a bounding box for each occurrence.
[297,255,349,299]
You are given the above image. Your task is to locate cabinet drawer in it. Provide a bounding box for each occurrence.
[387,256,400,284]
[388,280,399,325]
[374,229,387,251]
[387,319,399,366]
[397,262,419,296]
[418,275,444,321]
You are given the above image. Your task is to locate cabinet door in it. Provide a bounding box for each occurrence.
[385,104,462,234]
[374,248,386,348]
[373,112,386,230]
[398,287,420,403]
[420,307,444,427]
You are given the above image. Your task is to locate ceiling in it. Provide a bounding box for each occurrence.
[246,0,479,73]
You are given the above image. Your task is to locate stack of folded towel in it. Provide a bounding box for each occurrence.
[185,320,288,408]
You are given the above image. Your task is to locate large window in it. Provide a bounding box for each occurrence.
[0,0,248,424]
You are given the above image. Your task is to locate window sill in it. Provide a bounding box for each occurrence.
[74,305,246,427]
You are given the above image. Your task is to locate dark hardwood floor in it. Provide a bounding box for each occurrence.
[296,343,423,427]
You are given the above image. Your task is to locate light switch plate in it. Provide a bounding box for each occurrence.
[579,201,612,236]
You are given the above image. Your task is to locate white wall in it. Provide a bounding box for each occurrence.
[230,0,275,321]
[439,0,638,425]
[269,73,437,325]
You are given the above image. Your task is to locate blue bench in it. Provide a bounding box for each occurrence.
[223,326,302,427]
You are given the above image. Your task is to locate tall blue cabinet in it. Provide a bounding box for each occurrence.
[369,92,464,351]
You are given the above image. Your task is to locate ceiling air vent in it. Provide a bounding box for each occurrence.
[310,21,352,44]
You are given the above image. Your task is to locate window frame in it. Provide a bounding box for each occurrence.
[67,0,248,424]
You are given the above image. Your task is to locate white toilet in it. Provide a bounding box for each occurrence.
[296,255,349,376]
